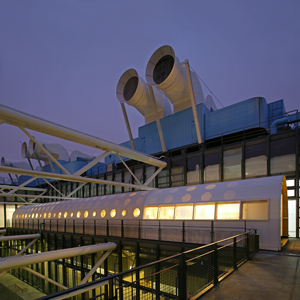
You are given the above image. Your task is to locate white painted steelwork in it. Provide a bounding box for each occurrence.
[0,233,40,242]
[0,104,166,169]
[0,242,117,271]
[146,45,205,113]
[0,166,155,190]
[116,68,172,125]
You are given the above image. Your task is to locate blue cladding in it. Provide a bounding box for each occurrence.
[204,97,268,139]
[267,99,286,127]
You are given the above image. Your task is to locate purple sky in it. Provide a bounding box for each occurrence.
[0,0,299,175]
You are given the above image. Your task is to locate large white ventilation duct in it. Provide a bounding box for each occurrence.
[205,95,218,112]
[116,68,172,124]
[70,150,96,162]
[1,157,31,170]
[21,142,49,162]
[28,138,69,162]
[146,45,205,113]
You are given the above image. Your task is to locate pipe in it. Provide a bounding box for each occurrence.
[21,142,49,162]
[0,242,117,271]
[69,150,97,162]
[145,45,205,113]
[0,104,166,169]
[116,68,172,124]
[0,233,40,242]
[270,112,300,134]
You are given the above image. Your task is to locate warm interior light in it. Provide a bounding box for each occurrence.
[133,208,140,217]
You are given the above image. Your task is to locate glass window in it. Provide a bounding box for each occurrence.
[158,168,169,188]
[287,190,295,197]
[133,208,141,217]
[242,200,268,220]
[122,210,127,217]
[158,206,174,220]
[171,159,184,187]
[101,210,106,218]
[194,203,215,219]
[286,179,295,187]
[93,211,96,217]
[98,176,105,196]
[270,137,296,174]
[187,155,201,185]
[48,213,51,218]
[84,211,89,218]
[114,173,122,194]
[245,143,267,177]
[58,212,62,218]
[77,211,81,218]
[110,209,116,218]
[204,152,220,182]
[64,212,67,218]
[216,202,240,219]
[223,148,242,180]
[106,175,113,195]
[134,168,144,184]
[124,172,132,192]
[143,207,158,219]
[145,166,156,188]
[175,205,193,220]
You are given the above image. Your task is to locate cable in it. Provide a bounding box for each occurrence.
[189,65,224,108]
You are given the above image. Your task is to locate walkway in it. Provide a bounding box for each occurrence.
[201,238,300,300]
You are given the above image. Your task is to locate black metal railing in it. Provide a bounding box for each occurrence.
[13,218,252,244]
[35,230,258,300]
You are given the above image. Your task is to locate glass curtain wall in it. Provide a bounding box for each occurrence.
[223,147,242,180]
[204,152,220,182]
[187,155,201,185]
[245,142,267,177]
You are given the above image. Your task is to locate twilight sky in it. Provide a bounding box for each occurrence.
[0,0,299,174]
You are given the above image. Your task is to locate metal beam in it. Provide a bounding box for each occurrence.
[0,104,166,168]
[0,234,40,242]
[0,166,156,190]
[148,85,167,152]
[0,242,117,271]
[0,193,77,200]
[184,60,203,144]
[121,103,136,150]
[0,185,47,192]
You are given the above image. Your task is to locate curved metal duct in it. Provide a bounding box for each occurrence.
[21,142,49,162]
[28,138,69,162]
[70,150,96,162]
[116,68,172,124]
[1,157,31,170]
[145,45,205,113]
[205,95,217,112]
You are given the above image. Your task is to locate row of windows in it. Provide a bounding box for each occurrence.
[15,208,141,219]
[143,200,268,220]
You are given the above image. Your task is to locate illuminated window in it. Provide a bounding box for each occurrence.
[22,214,24,218]
[122,210,127,217]
[16,215,18,219]
[158,206,174,220]
[242,200,268,220]
[64,212,68,218]
[133,208,140,217]
[84,211,88,218]
[48,213,51,218]
[29,214,31,218]
[58,212,62,218]
[35,213,39,218]
[53,213,56,218]
[25,214,27,218]
[77,211,81,218]
[286,179,294,187]
[194,203,215,220]
[93,211,96,217]
[216,202,240,219]
[32,214,35,219]
[175,205,193,220]
[110,209,116,218]
[101,210,106,218]
[40,214,42,218]
[143,207,158,219]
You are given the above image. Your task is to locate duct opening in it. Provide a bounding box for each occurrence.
[153,55,174,85]
[123,76,138,101]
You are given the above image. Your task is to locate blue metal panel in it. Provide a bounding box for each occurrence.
[268,99,286,127]
[205,97,268,140]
